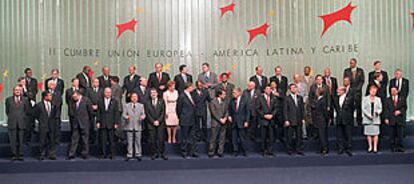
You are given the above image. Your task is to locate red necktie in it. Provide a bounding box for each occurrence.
[266,96,270,108]
[157,73,161,83]
[394,97,397,107]
[16,97,20,107]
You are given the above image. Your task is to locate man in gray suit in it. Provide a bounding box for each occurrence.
[208,90,228,158]
[197,63,218,96]
[6,86,30,161]
[122,93,146,161]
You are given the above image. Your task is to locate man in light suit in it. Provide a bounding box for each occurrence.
[96,88,120,159]
[208,90,228,158]
[343,58,365,124]
[45,69,65,96]
[174,64,193,94]
[34,91,59,160]
[144,88,168,160]
[123,65,141,103]
[67,91,93,160]
[228,88,250,157]
[249,65,268,92]
[284,84,305,156]
[177,83,198,158]
[6,86,30,161]
[122,93,146,161]
[197,63,218,96]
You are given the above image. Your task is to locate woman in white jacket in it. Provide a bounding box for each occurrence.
[362,85,382,153]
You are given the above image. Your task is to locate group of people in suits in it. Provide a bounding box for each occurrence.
[4,58,410,161]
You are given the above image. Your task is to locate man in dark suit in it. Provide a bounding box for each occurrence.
[208,90,229,157]
[368,61,388,97]
[174,64,193,94]
[249,65,268,92]
[134,78,150,104]
[97,66,115,89]
[67,91,93,160]
[23,68,37,145]
[323,68,338,123]
[269,66,288,95]
[144,88,168,160]
[46,81,63,145]
[333,86,355,156]
[5,86,30,161]
[243,81,261,140]
[215,73,235,101]
[85,78,103,143]
[177,83,198,158]
[123,65,141,103]
[389,69,409,99]
[228,88,250,156]
[283,84,305,155]
[44,69,65,96]
[343,58,365,124]
[148,63,170,97]
[308,75,330,140]
[385,87,407,152]
[76,66,92,90]
[257,85,279,156]
[311,88,329,155]
[192,80,212,142]
[96,88,120,159]
[34,91,59,160]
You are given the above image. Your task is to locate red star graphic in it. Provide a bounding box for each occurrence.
[220,2,236,17]
[247,23,270,45]
[319,2,357,37]
[116,19,137,40]
[0,83,3,101]
[411,12,414,29]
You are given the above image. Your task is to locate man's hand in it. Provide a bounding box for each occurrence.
[284,121,290,127]
[243,122,248,128]
[395,110,401,116]
[92,105,98,110]
[96,123,100,129]
[220,118,226,125]
[228,117,232,122]
[154,120,160,127]
[264,114,273,120]
[159,85,165,90]
[114,124,119,129]
[140,115,146,121]
[385,119,389,125]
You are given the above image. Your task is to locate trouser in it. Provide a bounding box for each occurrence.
[304,103,312,138]
[195,115,208,141]
[285,125,303,152]
[24,116,35,144]
[8,128,25,158]
[208,124,226,155]
[261,124,274,153]
[98,128,116,157]
[126,130,142,157]
[54,118,61,144]
[274,116,284,143]
[232,127,248,153]
[247,115,258,140]
[148,125,165,156]
[89,115,97,144]
[336,124,353,151]
[355,92,363,124]
[68,124,89,157]
[39,128,56,157]
[180,125,198,155]
[317,126,328,151]
[390,124,405,150]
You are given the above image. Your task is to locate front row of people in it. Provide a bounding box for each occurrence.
[5,81,407,161]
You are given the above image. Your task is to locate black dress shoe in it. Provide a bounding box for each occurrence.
[17,157,24,161]
[67,156,75,160]
[337,150,344,155]
[233,153,238,157]
[242,152,248,157]
[39,156,45,161]
[49,156,56,160]
[267,152,274,156]
[151,155,157,160]
[345,150,353,157]
[321,150,328,156]
[109,155,114,160]
[218,154,224,158]
[81,155,89,160]
[137,157,142,161]
[11,156,18,161]
[287,151,293,156]
[208,154,214,158]
[125,157,131,161]
[191,153,199,158]
[297,151,305,156]
[161,155,168,160]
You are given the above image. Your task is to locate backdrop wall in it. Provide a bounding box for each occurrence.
[0,0,413,122]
